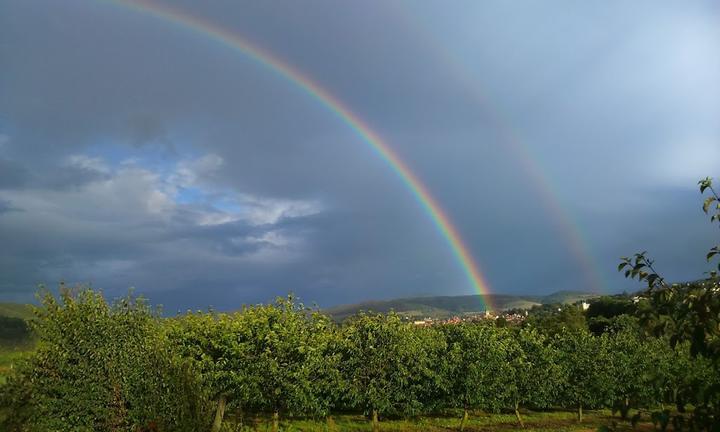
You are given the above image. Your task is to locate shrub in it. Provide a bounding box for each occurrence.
[0,286,211,432]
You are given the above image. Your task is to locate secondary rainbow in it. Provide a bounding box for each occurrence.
[439,55,607,294]
[392,9,607,293]
[99,0,495,309]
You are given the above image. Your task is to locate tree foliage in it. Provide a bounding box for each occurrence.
[339,312,444,428]
[553,329,613,421]
[616,176,720,430]
[442,323,511,416]
[0,286,210,432]
[524,304,587,336]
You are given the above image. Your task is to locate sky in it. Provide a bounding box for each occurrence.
[1,0,719,311]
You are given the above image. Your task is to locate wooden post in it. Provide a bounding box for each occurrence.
[210,396,226,432]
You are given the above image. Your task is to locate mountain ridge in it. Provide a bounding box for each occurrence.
[0,291,600,322]
[324,290,598,321]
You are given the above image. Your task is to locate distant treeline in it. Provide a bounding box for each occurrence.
[1,287,717,432]
[0,316,31,346]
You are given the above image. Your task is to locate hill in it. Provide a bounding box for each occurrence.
[324,290,598,321]
[539,290,599,305]
[0,304,35,352]
[0,303,34,320]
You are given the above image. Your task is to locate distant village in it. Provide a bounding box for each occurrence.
[406,301,592,326]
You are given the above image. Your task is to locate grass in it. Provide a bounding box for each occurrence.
[0,343,34,385]
[222,409,655,431]
[0,302,36,385]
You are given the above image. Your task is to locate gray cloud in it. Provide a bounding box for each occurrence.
[0,0,718,309]
[0,159,30,189]
[0,199,20,214]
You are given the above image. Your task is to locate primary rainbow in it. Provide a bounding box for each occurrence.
[99,0,496,310]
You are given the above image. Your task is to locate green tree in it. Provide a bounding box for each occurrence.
[618,177,720,430]
[169,296,342,432]
[236,296,332,432]
[605,325,652,419]
[441,323,512,431]
[0,286,210,432]
[525,304,587,336]
[504,327,562,427]
[553,328,613,422]
[167,311,257,432]
[586,296,637,335]
[308,318,348,428]
[340,313,439,431]
[407,325,450,414]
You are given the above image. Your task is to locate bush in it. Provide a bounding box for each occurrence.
[0,286,211,432]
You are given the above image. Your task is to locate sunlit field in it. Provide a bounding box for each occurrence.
[220,410,654,431]
[0,350,26,385]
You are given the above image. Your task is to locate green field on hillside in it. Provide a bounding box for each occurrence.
[0,303,33,321]
[0,303,35,385]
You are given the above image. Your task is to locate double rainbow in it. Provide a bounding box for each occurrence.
[100,0,495,309]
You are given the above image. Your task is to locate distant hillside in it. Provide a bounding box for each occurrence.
[539,291,599,305]
[0,303,34,320]
[0,303,35,350]
[324,291,598,321]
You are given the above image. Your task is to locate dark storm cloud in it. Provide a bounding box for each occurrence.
[0,0,718,308]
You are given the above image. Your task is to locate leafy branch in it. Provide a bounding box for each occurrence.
[618,252,667,291]
[615,176,720,430]
[700,177,720,277]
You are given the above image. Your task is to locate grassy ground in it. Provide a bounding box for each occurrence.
[0,302,35,385]
[0,344,33,385]
[223,409,655,431]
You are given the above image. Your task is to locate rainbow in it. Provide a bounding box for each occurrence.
[392,10,607,293]
[98,0,496,309]
[445,63,606,294]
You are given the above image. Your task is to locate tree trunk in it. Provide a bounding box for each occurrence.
[326,415,336,432]
[577,404,583,423]
[236,407,244,430]
[514,401,525,428]
[372,409,379,432]
[620,397,630,419]
[272,410,280,432]
[211,395,226,432]
[459,408,469,431]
